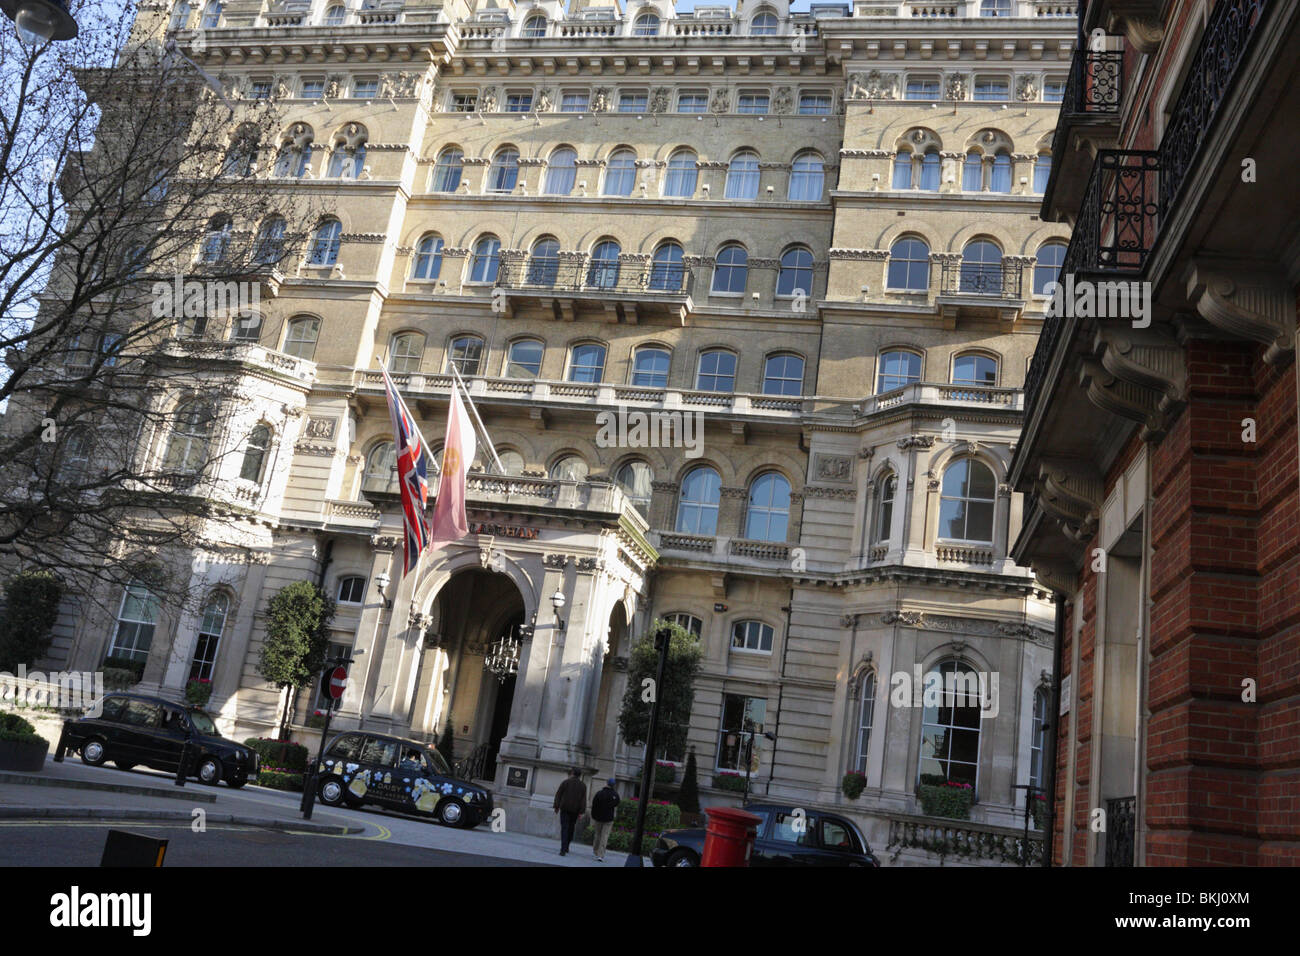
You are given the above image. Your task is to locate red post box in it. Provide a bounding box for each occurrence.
[701,806,764,867]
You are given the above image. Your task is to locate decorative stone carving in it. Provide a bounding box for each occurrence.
[575,557,599,572]
[997,622,1037,639]
[370,534,399,550]
[409,609,428,630]
[802,485,857,500]
[591,87,610,112]
[650,87,670,113]
[710,88,730,113]
[882,610,924,627]
[814,454,853,483]
[1036,459,1102,541]
[543,553,570,568]
[945,72,967,100]
[773,87,793,114]
[479,86,499,113]
[535,88,553,112]
[1185,260,1295,364]
[720,486,748,499]
[828,248,889,260]
[304,417,337,440]
[898,435,936,450]
[1016,75,1038,101]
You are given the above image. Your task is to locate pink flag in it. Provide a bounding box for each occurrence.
[428,383,477,548]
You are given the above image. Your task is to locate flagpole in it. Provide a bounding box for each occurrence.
[447,362,505,475]
[376,359,437,461]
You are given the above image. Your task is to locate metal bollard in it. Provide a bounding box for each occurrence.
[52,721,70,762]
[173,741,188,787]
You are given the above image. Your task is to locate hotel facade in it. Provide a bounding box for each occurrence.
[21,0,1084,852]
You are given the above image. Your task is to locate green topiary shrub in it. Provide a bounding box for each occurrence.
[917,781,974,820]
[256,769,305,791]
[436,720,455,766]
[0,571,62,671]
[653,761,675,785]
[677,749,700,815]
[712,771,748,793]
[243,737,309,772]
[0,711,42,744]
[841,770,867,800]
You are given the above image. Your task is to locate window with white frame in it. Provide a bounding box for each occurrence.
[362,442,397,494]
[522,14,546,37]
[309,219,341,265]
[938,458,996,542]
[677,90,708,113]
[1034,242,1066,295]
[560,91,589,112]
[544,147,577,195]
[469,236,501,283]
[918,660,982,789]
[411,234,443,280]
[875,474,897,542]
[506,339,543,378]
[736,91,770,114]
[353,78,378,100]
[876,350,922,392]
[973,76,1009,101]
[731,619,774,653]
[615,459,653,514]
[388,332,424,374]
[618,91,648,113]
[633,12,660,35]
[665,612,703,637]
[906,77,940,100]
[724,151,760,200]
[788,152,824,201]
[430,148,463,192]
[603,149,636,195]
[486,148,520,192]
[676,465,720,535]
[1030,687,1049,790]
[107,579,160,664]
[696,349,736,392]
[283,316,320,359]
[567,343,606,383]
[776,247,813,296]
[762,353,804,396]
[189,593,228,681]
[163,400,213,474]
[717,694,766,771]
[952,353,998,387]
[650,242,685,291]
[550,455,589,482]
[505,91,533,113]
[239,424,271,483]
[798,92,832,114]
[664,149,697,197]
[744,473,790,542]
[855,671,877,773]
[337,575,366,604]
[749,11,778,35]
[632,347,671,387]
[449,335,484,376]
[888,237,930,291]
[712,245,748,294]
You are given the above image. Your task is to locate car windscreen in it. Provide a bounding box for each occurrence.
[188,710,220,736]
[425,748,452,776]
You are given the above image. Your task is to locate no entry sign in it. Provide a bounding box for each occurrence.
[327,666,347,699]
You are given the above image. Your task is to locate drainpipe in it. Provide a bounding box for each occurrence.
[765,590,795,796]
[1043,592,1066,867]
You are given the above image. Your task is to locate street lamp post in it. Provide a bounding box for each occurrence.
[0,0,77,44]
[625,623,672,867]
[300,653,358,821]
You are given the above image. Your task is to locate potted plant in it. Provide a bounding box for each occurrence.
[841,770,867,800]
[654,760,676,785]
[1031,792,1048,829]
[0,712,49,771]
[185,677,213,708]
[712,770,748,793]
[916,776,974,820]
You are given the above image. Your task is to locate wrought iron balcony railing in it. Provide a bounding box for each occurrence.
[1049,46,1123,164]
[495,259,693,298]
[938,260,1024,300]
[1105,796,1136,866]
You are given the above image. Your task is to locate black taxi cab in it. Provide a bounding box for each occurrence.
[315,730,493,829]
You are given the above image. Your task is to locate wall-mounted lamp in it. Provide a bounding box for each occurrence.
[551,588,566,632]
[375,571,392,609]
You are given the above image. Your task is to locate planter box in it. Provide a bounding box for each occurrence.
[0,737,49,772]
[917,783,973,820]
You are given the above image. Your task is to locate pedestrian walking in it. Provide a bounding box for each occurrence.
[590,777,621,862]
[553,767,587,856]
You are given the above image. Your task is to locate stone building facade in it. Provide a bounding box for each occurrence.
[23,0,1082,852]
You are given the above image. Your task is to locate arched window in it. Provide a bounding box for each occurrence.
[388,332,424,374]
[855,671,877,772]
[322,3,345,25]
[337,576,366,604]
[449,335,484,376]
[632,347,671,387]
[633,12,660,35]
[587,240,621,289]
[724,151,760,200]
[498,450,526,475]
[506,339,543,378]
[487,147,520,193]
[430,148,464,192]
[221,136,256,178]
[362,441,397,494]
[749,11,778,35]
[963,151,983,191]
[920,150,941,191]
[169,1,192,30]
[327,131,366,179]
[522,14,546,37]
[939,458,997,542]
[200,217,231,263]
[239,424,271,483]
[649,242,685,292]
[56,428,93,482]
[309,218,342,265]
[411,234,443,280]
[528,237,560,286]
[232,311,261,341]
[164,399,214,473]
[201,0,222,28]
[469,235,501,283]
[666,612,703,637]
[953,353,998,387]
[762,353,804,395]
[1030,687,1049,790]
[712,244,748,294]
[919,660,982,789]
[732,620,775,653]
[274,136,312,178]
[568,343,606,383]
[788,152,824,201]
[283,316,320,359]
[550,455,589,482]
[254,216,286,265]
[664,149,697,198]
[616,460,653,514]
[877,350,921,392]
[189,593,228,682]
[776,246,813,297]
[544,147,576,195]
[990,151,1012,193]
[603,148,636,196]
[892,149,913,189]
[875,473,898,542]
[744,472,791,541]
[108,579,159,664]
[960,240,1003,294]
[676,465,721,535]
[1034,242,1066,295]
[981,0,1011,15]
[696,349,737,392]
[1033,154,1052,193]
[888,237,931,291]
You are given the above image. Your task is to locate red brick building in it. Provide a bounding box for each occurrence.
[1011,0,1300,865]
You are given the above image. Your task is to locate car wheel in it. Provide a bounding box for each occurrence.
[437,798,465,827]
[113,760,136,771]
[667,849,699,868]
[196,756,223,785]
[318,777,346,807]
[80,738,108,767]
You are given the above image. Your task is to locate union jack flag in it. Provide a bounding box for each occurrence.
[378,363,432,575]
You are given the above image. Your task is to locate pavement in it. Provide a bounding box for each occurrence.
[0,756,627,867]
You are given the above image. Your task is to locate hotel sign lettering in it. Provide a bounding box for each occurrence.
[470,522,539,540]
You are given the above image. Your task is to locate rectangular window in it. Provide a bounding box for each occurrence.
[506,92,533,112]
[560,91,589,112]
[798,92,832,114]
[737,92,770,114]
[618,92,648,113]
[905,78,940,100]
[973,77,1009,102]
[451,91,478,112]
[249,79,272,100]
[677,91,708,113]
[717,694,766,772]
[352,77,378,99]
[300,79,325,99]
[1043,79,1066,103]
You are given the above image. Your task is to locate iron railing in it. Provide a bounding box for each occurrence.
[453,742,494,782]
[1105,795,1136,866]
[495,258,693,297]
[938,259,1024,300]
[1049,46,1123,165]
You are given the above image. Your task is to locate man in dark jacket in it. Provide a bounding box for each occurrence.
[590,777,621,862]
[553,768,587,856]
